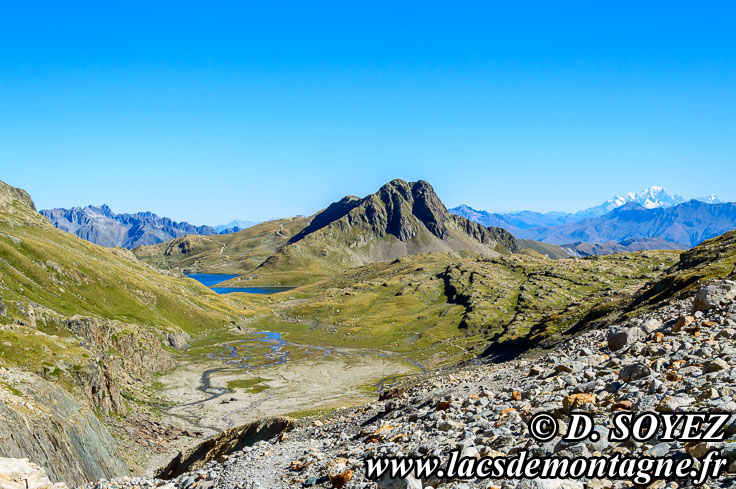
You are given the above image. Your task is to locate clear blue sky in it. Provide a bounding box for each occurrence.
[1,1,734,224]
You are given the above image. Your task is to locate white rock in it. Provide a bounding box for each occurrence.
[0,458,67,489]
[518,478,585,489]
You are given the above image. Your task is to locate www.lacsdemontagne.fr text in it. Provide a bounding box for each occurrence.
[365,449,728,485]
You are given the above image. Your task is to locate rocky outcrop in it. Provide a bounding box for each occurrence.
[0,370,127,486]
[156,417,295,480]
[0,181,36,211]
[5,312,180,416]
[40,205,218,248]
[64,316,177,381]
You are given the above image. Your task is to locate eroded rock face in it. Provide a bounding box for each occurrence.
[0,370,127,486]
[0,457,67,489]
[294,179,518,249]
[63,316,177,415]
[156,417,295,480]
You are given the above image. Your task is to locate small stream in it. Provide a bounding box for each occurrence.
[209,331,425,392]
[184,275,425,405]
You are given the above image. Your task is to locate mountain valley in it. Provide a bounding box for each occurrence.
[2,178,736,489]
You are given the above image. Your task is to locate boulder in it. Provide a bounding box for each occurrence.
[562,393,597,413]
[704,358,729,373]
[607,327,644,351]
[692,281,736,312]
[673,315,695,332]
[619,363,652,382]
[641,319,662,333]
[167,330,191,350]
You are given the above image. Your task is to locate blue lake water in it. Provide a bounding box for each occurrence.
[186,274,294,294]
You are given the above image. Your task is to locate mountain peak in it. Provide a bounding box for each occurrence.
[0,180,36,210]
[620,186,685,209]
[253,178,517,282]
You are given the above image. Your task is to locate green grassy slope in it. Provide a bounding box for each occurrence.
[132,217,309,274]
[240,249,679,367]
[0,199,241,336]
[0,179,254,401]
[621,229,736,313]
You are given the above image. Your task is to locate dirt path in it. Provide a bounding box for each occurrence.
[201,237,227,256]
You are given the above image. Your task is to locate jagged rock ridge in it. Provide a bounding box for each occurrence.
[40,205,218,248]
[288,179,517,249]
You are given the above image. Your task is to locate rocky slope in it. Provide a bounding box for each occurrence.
[40,205,218,248]
[75,276,736,489]
[220,179,518,286]
[0,369,127,485]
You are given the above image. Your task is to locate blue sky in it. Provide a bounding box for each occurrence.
[1,1,734,224]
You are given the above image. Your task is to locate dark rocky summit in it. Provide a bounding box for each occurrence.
[291,179,515,248]
[250,179,520,283]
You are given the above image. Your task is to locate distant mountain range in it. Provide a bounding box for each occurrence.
[451,186,722,230]
[41,185,736,255]
[40,205,217,248]
[450,187,735,248]
[40,206,259,248]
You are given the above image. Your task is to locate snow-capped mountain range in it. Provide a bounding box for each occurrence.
[575,186,721,220]
[451,186,723,229]
[449,186,733,247]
